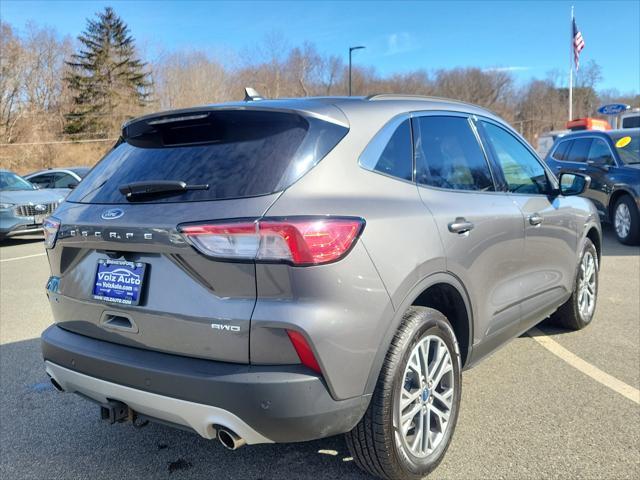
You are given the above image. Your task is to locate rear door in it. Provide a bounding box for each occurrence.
[412,113,525,347]
[478,119,578,327]
[48,108,348,363]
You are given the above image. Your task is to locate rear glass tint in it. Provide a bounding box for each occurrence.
[67,110,348,204]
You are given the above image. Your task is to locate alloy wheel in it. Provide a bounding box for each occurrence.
[396,335,455,458]
[615,202,631,239]
[578,251,596,318]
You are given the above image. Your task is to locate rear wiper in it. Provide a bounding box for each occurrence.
[119,180,209,199]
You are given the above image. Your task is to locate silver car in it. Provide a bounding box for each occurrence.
[0,170,66,241]
[25,167,91,190]
[41,95,601,480]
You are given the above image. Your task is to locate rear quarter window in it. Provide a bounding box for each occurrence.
[551,140,572,161]
[68,110,348,204]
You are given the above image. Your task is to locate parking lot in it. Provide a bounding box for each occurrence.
[0,227,638,479]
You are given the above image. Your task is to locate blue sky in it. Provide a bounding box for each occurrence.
[2,0,639,93]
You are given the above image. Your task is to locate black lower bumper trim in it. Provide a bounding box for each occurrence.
[41,325,368,442]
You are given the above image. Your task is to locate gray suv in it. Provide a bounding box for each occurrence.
[41,95,601,480]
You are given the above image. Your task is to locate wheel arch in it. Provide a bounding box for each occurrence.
[363,272,473,396]
[585,226,602,266]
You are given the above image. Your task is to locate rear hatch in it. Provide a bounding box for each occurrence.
[47,107,348,363]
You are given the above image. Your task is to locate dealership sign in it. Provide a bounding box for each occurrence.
[597,104,630,115]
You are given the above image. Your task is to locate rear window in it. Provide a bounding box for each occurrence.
[622,116,640,129]
[68,110,348,204]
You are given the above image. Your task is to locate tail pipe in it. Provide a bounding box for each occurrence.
[216,427,246,450]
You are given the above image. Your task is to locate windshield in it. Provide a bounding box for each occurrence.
[611,132,640,165]
[0,172,37,191]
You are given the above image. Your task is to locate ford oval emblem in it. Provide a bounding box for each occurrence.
[101,208,124,220]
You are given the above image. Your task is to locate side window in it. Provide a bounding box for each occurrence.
[587,138,615,165]
[365,119,413,181]
[552,140,572,161]
[481,121,550,195]
[29,174,52,188]
[413,116,494,191]
[566,138,592,163]
[53,173,77,188]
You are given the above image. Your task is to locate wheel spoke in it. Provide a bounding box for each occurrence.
[411,412,424,452]
[432,388,453,409]
[430,403,450,426]
[401,388,421,409]
[432,356,452,387]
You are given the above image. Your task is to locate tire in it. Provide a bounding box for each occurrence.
[551,238,598,330]
[345,307,462,480]
[612,195,640,245]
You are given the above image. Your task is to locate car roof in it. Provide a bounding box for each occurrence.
[557,128,640,140]
[26,167,87,176]
[124,95,505,130]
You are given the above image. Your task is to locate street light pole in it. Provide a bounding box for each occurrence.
[348,46,365,96]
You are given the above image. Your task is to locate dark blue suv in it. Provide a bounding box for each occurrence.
[544,128,640,244]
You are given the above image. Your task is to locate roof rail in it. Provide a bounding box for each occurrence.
[366,93,474,106]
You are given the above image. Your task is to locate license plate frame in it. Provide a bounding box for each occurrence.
[92,259,147,306]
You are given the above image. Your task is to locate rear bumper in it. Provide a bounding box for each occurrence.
[41,325,368,443]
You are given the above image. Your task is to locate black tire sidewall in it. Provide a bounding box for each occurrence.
[390,312,462,477]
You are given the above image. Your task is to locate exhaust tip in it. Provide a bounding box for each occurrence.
[217,427,246,450]
[49,376,64,392]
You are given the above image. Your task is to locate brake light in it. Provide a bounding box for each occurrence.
[286,330,322,374]
[181,217,364,266]
[43,217,61,249]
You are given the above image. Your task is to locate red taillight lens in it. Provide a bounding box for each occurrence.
[286,330,322,374]
[181,217,364,266]
[43,216,61,249]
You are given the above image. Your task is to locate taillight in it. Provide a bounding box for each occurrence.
[180,217,364,266]
[43,217,61,249]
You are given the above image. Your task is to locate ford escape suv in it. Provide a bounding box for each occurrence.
[41,95,601,480]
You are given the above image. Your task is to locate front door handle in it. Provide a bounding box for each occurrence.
[529,213,543,226]
[448,217,474,234]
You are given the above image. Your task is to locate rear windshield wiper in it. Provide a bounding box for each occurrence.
[119,180,209,199]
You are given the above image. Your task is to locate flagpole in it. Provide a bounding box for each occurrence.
[569,5,574,121]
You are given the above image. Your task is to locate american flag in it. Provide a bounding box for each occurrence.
[573,17,585,70]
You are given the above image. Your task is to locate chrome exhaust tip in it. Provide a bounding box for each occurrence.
[217,427,246,450]
[49,376,64,392]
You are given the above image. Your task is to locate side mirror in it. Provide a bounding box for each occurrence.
[67,183,77,189]
[559,173,591,196]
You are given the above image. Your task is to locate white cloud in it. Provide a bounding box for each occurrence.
[483,66,532,72]
[385,32,417,56]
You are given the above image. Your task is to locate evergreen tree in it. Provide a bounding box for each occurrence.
[65,7,151,134]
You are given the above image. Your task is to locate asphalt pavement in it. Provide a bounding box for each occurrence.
[1,227,638,479]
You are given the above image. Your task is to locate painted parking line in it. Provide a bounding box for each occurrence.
[0,252,46,263]
[528,327,640,405]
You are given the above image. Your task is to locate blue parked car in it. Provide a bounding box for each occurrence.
[0,170,66,241]
[544,128,640,244]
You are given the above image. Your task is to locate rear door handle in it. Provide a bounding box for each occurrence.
[529,213,543,226]
[448,218,474,234]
